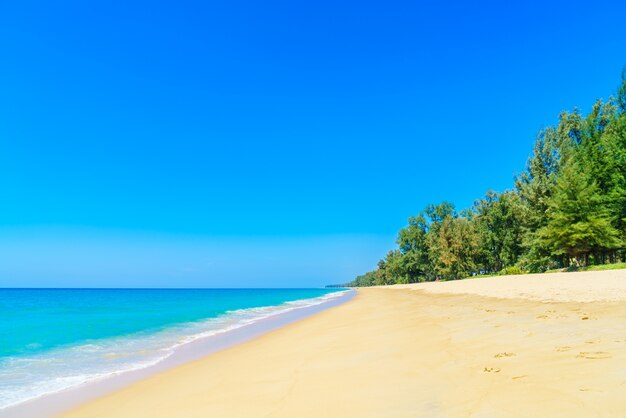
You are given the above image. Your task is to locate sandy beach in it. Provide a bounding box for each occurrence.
[62,270,626,417]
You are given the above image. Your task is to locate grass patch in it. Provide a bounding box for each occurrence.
[464,262,626,280]
[568,262,626,272]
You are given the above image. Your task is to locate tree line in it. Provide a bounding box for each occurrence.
[344,69,626,286]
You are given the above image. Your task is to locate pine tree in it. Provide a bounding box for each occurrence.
[537,159,621,266]
[617,67,626,114]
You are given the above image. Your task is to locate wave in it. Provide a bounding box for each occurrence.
[0,290,348,410]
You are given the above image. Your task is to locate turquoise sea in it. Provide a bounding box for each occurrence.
[0,288,345,410]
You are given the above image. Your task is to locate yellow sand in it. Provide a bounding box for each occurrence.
[63,270,626,418]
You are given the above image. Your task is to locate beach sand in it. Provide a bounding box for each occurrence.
[62,270,626,417]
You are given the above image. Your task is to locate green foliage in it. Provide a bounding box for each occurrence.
[499,265,526,276]
[537,159,622,265]
[347,270,376,287]
[579,262,626,272]
[618,67,626,114]
[472,190,524,273]
[346,68,626,286]
[430,215,479,280]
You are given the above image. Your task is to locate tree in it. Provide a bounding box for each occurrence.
[346,68,626,286]
[349,270,376,287]
[617,67,626,114]
[515,112,581,271]
[373,257,390,286]
[596,100,626,255]
[395,214,430,282]
[472,190,524,273]
[428,214,479,280]
[537,159,622,266]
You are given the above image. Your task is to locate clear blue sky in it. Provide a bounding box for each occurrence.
[1,0,625,287]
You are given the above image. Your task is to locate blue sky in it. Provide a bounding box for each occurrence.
[1,0,625,287]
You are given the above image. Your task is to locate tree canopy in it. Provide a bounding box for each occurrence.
[343,69,626,286]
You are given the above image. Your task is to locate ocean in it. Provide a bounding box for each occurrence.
[0,288,346,410]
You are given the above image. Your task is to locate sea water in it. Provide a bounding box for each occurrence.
[0,288,345,409]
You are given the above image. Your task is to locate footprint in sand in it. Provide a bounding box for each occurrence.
[576,351,611,360]
[494,352,515,358]
[483,367,501,373]
[537,310,559,320]
[579,387,603,392]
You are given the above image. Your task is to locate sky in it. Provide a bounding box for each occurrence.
[1,0,626,287]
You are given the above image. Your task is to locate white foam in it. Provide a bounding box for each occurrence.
[0,290,348,410]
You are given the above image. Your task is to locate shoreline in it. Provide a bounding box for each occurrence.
[57,269,626,418]
[0,290,355,418]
